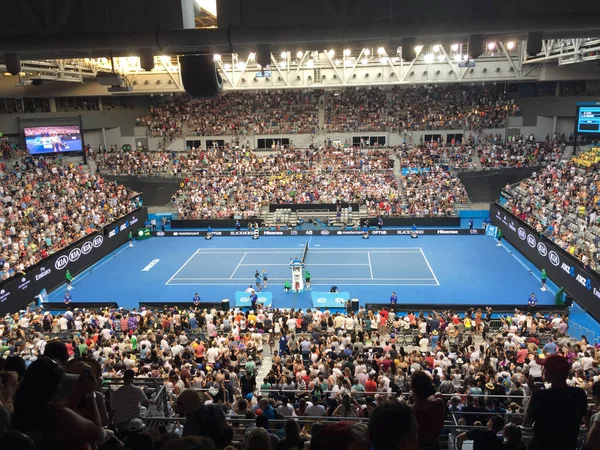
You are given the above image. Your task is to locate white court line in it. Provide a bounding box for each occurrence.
[168,282,438,286]
[189,250,421,254]
[172,277,436,281]
[238,263,371,266]
[418,248,439,286]
[196,248,305,251]
[229,252,248,279]
[367,252,374,279]
[165,249,200,285]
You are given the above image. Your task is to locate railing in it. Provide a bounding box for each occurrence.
[569,320,598,344]
[138,416,588,449]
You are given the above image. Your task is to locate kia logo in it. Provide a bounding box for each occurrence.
[55,255,68,270]
[317,298,327,303]
[81,242,93,255]
[321,230,330,235]
[335,297,346,304]
[69,248,81,262]
[156,232,165,236]
[173,232,179,236]
[548,251,560,266]
[518,228,526,240]
[92,236,103,248]
[527,234,536,248]
[537,242,547,257]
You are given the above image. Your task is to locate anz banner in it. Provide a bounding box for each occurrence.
[490,203,600,320]
[234,291,273,308]
[0,207,148,316]
[152,228,484,237]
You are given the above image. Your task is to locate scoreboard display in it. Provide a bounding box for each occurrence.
[576,102,600,136]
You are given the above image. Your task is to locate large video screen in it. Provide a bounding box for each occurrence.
[23,125,83,154]
[576,102,600,136]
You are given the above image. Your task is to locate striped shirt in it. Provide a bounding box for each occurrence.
[111,384,148,424]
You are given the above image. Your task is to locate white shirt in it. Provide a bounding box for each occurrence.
[278,404,296,417]
[304,403,326,417]
[206,347,219,363]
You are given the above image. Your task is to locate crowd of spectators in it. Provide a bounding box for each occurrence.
[94,144,468,219]
[0,304,598,449]
[477,135,565,169]
[503,149,600,270]
[0,155,140,281]
[138,91,321,141]
[137,85,518,140]
[324,85,518,133]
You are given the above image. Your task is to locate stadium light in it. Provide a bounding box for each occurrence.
[296,51,303,58]
[487,42,496,51]
[506,41,515,50]
[237,61,246,70]
[280,61,286,68]
[327,49,335,57]
[380,56,389,64]
[414,45,423,54]
[361,58,369,65]
[306,59,314,68]
[213,54,221,61]
[248,52,256,60]
[364,48,371,56]
[453,54,462,62]
[450,43,459,52]
[423,53,434,64]
[224,63,231,70]
[280,51,287,59]
[432,45,440,53]
[438,54,446,62]
[334,59,341,65]
[377,47,386,55]
[344,48,351,57]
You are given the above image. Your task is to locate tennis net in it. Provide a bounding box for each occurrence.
[301,240,309,264]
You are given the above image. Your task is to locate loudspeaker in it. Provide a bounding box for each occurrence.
[180,54,223,98]
[5,53,20,75]
[221,299,230,311]
[401,38,415,60]
[468,34,484,58]
[526,31,543,56]
[257,44,271,68]
[139,48,155,71]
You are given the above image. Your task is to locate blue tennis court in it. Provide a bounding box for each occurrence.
[46,233,556,310]
[166,246,438,286]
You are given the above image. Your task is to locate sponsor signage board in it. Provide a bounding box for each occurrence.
[152,228,484,237]
[490,202,600,320]
[0,208,148,316]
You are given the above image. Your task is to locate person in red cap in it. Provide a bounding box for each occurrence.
[526,354,588,450]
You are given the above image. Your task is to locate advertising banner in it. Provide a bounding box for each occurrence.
[0,208,148,316]
[152,228,484,237]
[234,291,273,308]
[311,291,350,308]
[490,202,600,320]
[401,167,431,176]
[485,225,498,238]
